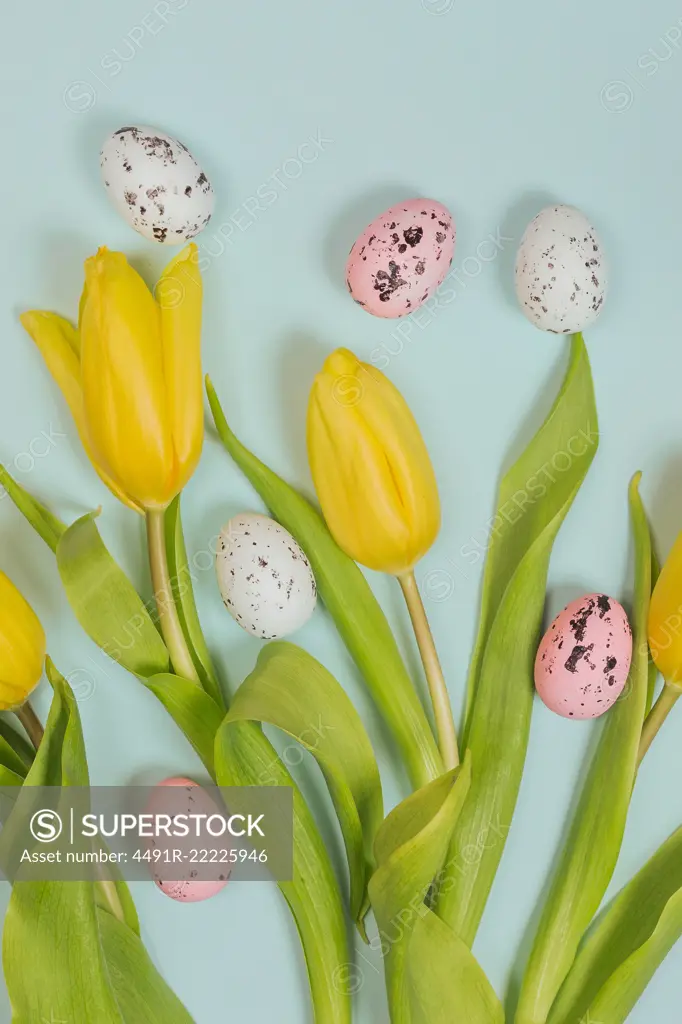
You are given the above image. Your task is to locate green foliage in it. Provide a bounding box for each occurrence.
[516,474,652,1024]
[144,672,224,776]
[224,641,383,936]
[216,715,352,1024]
[56,511,170,678]
[207,376,442,790]
[2,662,192,1023]
[369,755,503,1023]
[548,827,682,1024]
[164,497,225,708]
[0,463,65,553]
[436,335,599,946]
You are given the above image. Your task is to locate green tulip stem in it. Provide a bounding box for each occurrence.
[638,682,680,763]
[398,571,459,770]
[15,700,44,750]
[145,508,200,685]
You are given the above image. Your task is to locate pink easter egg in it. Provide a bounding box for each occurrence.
[155,877,227,903]
[534,594,632,720]
[149,776,230,903]
[345,198,455,318]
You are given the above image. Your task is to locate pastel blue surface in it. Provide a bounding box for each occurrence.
[1,1,682,1020]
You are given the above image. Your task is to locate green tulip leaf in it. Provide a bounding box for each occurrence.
[0,766,25,786]
[96,874,140,939]
[145,672,225,776]
[224,641,383,936]
[4,869,125,1024]
[0,725,31,779]
[516,472,651,1024]
[206,376,442,790]
[0,462,65,553]
[164,498,225,708]
[33,659,140,936]
[28,657,89,787]
[407,911,504,1024]
[436,334,599,947]
[56,511,170,678]
[3,662,190,1023]
[0,467,173,691]
[369,754,504,1024]
[97,908,195,1023]
[0,463,221,776]
[371,764,470,1017]
[215,717,351,1024]
[548,826,682,1024]
[0,718,35,771]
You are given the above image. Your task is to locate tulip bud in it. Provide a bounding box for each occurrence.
[307,348,440,576]
[0,572,46,710]
[308,348,458,768]
[21,243,204,511]
[648,529,682,685]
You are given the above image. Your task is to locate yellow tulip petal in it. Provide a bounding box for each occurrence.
[80,248,175,508]
[331,349,440,534]
[76,278,88,350]
[308,388,409,570]
[21,311,83,420]
[0,572,45,709]
[0,680,34,711]
[20,311,142,514]
[91,472,143,514]
[307,348,440,575]
[357,369,440,555]
[157,243,204,490]
[649,528,682,684]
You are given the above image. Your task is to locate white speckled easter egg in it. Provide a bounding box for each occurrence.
[514,205,607,333]
[100,125,214,244]
[150,778,229,903]
[346,198,455,318]
[535,594,632,720]
[216,514,317,639]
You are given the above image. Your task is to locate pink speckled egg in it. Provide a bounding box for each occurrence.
[149,777,229,903]
[345,198,455,318]
[534,594,632,720]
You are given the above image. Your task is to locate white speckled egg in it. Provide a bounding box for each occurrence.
[346,198,455,318]
[216,514,317,639]
[100,125,214,244]
[149,778,229,903]
[534,594,632,720]
[514,205,607,333]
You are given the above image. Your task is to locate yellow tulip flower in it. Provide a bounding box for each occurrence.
[648,528,682,684]
[640,528,682,761]
[21,243,203,511]
[0,571,46,711]
[308,348,458,769]
[307,347,441,576]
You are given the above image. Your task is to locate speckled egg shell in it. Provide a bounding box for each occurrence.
[534,594,632,720]
[216,513,317,639]
[346,198,455,318]
[100,125,214,244]
[514,205,607,333]
[150,778,229,904]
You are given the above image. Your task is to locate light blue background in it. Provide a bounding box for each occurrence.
[1,0,681,1020]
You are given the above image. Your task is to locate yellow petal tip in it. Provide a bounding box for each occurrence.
[162,241,200,277]
[323,347,360,375]
[20,310,51,331]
